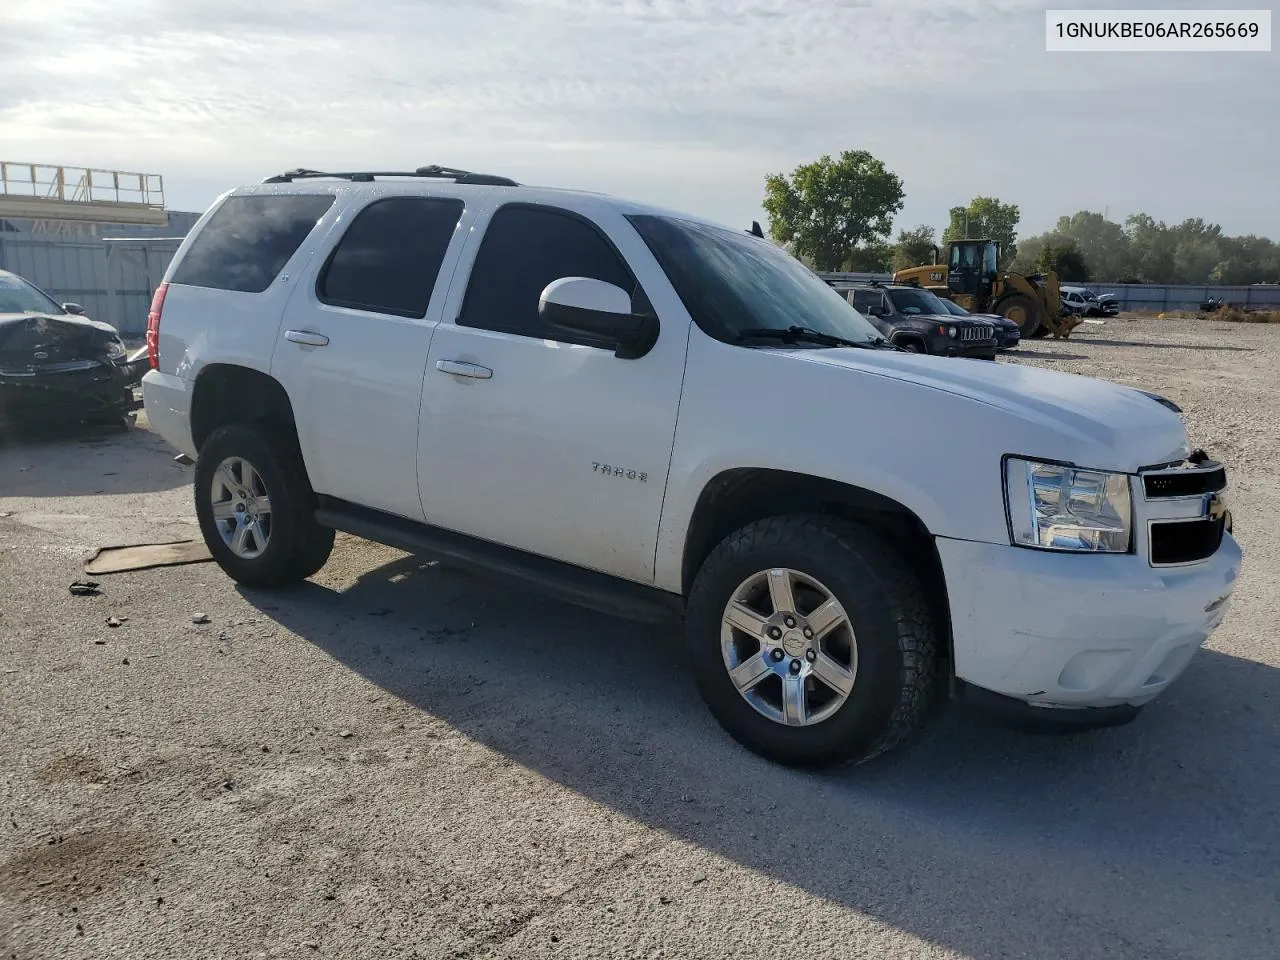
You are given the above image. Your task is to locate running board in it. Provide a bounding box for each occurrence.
[314,497,684,625]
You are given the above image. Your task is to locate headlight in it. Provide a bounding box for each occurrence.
[105,339,127,360]
[1004,457,1132,553]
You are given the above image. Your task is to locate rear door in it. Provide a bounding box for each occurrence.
[416,201,687,584]
[850,289,892,337]
[273,191,472,521]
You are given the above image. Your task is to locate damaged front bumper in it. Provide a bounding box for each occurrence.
[0,348,147,422]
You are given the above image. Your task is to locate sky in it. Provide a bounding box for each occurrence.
[2,0,1277,241]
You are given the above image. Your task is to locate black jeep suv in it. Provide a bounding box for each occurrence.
[841,283,997,360]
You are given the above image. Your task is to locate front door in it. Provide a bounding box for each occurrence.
[272,192,470,521]
[417,202,687,584]
[948,241,983,298]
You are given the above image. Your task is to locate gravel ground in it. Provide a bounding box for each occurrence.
[1,316,1277,960]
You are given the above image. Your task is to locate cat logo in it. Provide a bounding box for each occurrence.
[930,272,944,283]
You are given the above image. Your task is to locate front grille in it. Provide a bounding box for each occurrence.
[1150,517,1225,566]
[961,325,994,342]
[1142,462,1227,499]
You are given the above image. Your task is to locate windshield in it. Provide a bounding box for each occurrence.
[887,287,951,316]
[0,273,64,315]
[938,298,968,316]
[626,215,881,344]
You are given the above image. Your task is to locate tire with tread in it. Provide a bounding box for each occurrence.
[194,422,334,588]
[685,513,941,768]
[996,292,1044,338]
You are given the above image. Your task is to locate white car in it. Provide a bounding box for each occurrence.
[1061,285,1120,317]
[142,166,1241,768]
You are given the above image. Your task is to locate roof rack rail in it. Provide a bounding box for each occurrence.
[262,166,519,187]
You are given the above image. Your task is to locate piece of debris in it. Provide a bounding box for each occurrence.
[93,639,107,646]
[0,511,12,518]
[302,942,320,951]
[338,729,353,739]
[69,580,102,597]
[191,613,210,625]
[85,540,213,575]
[122,658,130,665]
[106,616,126,628]
[692,873,708,886]
[173,453,194,466]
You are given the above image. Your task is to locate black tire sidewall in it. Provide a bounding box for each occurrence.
[686,521,922,767]
[194,424,318,586]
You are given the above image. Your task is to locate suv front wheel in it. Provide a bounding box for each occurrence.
[685,514,940,768]
[194,423,334,588]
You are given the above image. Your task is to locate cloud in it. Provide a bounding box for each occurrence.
[1,0,1276,236]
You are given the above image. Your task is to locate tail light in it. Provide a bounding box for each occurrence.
[146,282,168,369]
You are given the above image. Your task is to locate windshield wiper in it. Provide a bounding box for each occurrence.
[736,325,874,349]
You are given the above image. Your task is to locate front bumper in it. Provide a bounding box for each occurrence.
[942,341,998,359]
[938,534,1241,709]
[0,354,144,422]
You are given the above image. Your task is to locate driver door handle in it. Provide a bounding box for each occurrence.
[436,359,493,380]
[285,329,329,347]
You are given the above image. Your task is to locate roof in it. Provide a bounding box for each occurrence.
[232,165,734,233]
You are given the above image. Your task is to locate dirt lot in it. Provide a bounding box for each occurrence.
[2,316,1277,960]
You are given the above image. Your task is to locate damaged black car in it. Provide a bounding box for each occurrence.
[0,269,148,429]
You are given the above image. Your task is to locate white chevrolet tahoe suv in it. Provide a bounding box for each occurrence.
[142,166,1242,768]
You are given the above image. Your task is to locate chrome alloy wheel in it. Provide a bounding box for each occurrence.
[209,457,273,559]
[721,568,857,726]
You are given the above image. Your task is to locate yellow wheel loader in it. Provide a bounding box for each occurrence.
[893,239,1082,339]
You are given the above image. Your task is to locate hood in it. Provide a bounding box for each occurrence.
[795,349,1190,471]
[0,310,117,335]
[965,312,1018,329]
[918,313,992,327]
[0,312,123,366]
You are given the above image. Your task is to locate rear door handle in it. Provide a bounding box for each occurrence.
[436,359,493,379]
[285,330,329,347]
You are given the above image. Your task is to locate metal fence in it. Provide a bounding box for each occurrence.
[0,213,199,335]
[1067,283,1280,312]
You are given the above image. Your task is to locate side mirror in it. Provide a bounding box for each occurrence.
[62,302,85,315]
[538,277,658,360]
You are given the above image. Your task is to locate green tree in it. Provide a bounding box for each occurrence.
[942,197,1020,267]
[763,150,905,272]
[1051,211,1132,280]
[1037,241,1091,282]
[1211,235,1280,284]
[891,224,938,272]
[1125,214,1177,283]
[845,242,893,272]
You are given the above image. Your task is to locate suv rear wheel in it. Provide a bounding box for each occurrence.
[685,514,940,768]
[194,423,334,587]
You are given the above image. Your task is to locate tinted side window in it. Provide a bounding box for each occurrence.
[172,195,335,293]
[460,205,634,342]
[851,290,876,313]
[317,197,464,318]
